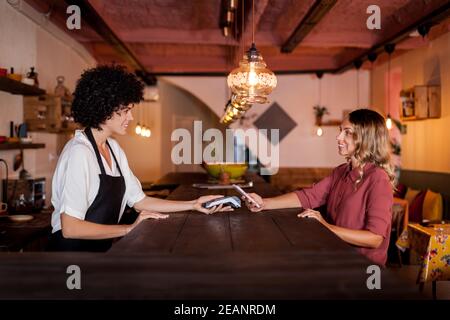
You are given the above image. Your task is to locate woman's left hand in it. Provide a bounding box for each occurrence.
[297,209,328,227]
[194,195,234,215]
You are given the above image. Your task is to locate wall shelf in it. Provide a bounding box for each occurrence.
[0,143,45,150]
[400,85,441,121]
[24,94,77,134]
[0,77,46,96]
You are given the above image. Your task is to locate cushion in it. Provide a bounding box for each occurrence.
[422,189,443,222]
[394,183,407,199]
[409,190,427,223]
[405,188,420,206]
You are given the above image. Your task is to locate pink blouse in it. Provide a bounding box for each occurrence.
[295,162,393,266]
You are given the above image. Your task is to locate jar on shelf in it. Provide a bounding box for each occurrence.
[54,76,71,98]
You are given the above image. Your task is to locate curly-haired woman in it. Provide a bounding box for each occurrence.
[48,65,232,252]
[242,109,395,266]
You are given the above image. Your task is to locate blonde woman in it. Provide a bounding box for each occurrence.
[243,109,395,266]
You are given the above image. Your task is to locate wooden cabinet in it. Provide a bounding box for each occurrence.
[401,85,441,121]
[414,86,428,119]
[428,86,441,118]
[23,94,78,133]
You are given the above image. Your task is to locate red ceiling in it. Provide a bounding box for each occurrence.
[24,0,450,74]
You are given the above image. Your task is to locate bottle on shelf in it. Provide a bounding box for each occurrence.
[26,67,39,87]
[7,67,22,82]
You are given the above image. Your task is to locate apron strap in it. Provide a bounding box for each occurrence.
[84,127,106,175]
[106,140,123,177]
[84,127,124,177]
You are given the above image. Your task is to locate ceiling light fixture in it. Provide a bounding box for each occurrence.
[385,44,395,130]
[227,0,277,105]
[353,59,363,108]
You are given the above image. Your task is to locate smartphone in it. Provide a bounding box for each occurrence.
[232,184,261,208]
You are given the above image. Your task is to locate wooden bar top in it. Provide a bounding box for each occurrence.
[0,172,426,299]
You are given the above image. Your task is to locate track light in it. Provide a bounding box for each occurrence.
[367,52,377,63]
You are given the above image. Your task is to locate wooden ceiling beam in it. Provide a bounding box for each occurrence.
[281,0,337,53]
[64,0,146,72]
[335,2,450,74]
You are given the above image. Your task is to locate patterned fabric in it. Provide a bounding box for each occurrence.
[396,223,450,282]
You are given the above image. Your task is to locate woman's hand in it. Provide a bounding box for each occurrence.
[193,195,234,215]
[127,210,169,234]
[297,209,328,227]
[242,193,265,213]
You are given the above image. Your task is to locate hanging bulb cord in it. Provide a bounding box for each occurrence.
[357,69,360,107]
[387,54,391,116]
[252,0,255,45]
[241,0,245,58]
[319,77,322,107]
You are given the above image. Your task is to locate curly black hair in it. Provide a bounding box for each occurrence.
[71,65,144,129]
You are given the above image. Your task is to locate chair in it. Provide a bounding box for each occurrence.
[392,197,409,266]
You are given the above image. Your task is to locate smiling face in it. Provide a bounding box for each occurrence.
[102,104,135,135]
[336,117,356,157]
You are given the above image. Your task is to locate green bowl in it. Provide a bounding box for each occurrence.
[203,162,248,179]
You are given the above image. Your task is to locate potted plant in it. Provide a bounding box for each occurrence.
[313,105,329,126]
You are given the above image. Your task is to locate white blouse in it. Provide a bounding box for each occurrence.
[51,130,146,233]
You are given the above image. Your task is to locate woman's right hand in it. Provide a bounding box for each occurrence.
[242,193,265,212]
[127,210,169,234]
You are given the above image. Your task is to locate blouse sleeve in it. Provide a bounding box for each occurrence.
[294,174,333,209]
[119,149,146,208]
[59,145,91,220]
[365,178,393,238]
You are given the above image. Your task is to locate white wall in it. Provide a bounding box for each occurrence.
[163,69,370,169]
[0,1,96,204]
[113,100,163,183]
[158,79,228,176]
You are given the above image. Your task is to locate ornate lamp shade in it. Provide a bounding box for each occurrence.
[220,95,253,124]
[227,43,277,104]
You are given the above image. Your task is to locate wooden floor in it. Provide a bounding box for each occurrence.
[0,172,430,299]
[388,265,450,300]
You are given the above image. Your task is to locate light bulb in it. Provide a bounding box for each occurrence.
[248,65,258,86]
[135,123,142,135]
[386,117,392,130]
[140,126,146,137]
[316,127,323,137]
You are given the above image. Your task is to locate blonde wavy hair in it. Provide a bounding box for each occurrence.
[347,109,396,189]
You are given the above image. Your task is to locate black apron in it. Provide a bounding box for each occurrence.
[48,127,126,252]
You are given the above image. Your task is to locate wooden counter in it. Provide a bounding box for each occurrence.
[0,172,426,299]
[0,210,51,252]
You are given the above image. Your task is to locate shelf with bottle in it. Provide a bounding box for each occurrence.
[23,94,78,134]
[0,142,45,150]
[0,67,45,96]
[400,86,441,121]
[0,77,45,96]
